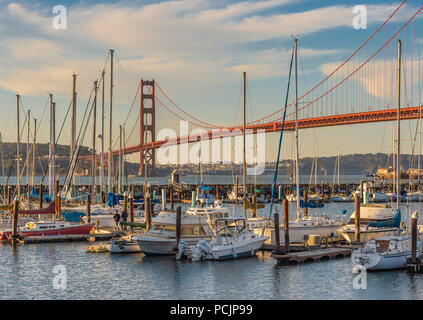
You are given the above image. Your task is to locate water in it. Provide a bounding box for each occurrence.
[1,202,423,300]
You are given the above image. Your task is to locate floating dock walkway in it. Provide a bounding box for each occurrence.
[272,246,355,264]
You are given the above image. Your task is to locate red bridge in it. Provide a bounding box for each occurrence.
[83,1,423,176]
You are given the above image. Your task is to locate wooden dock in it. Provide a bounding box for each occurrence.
[23,232,114,244]
[272,247,353,264]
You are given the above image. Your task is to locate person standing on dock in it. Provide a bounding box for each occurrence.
[121,209,128,230]
[113,211,121,231]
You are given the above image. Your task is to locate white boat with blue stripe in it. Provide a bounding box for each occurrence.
[177,217,268,261]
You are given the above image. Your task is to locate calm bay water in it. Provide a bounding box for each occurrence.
[1,201,423,300]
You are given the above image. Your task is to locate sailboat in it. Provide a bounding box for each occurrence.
[255,38,342,245]
[339,39,403,245]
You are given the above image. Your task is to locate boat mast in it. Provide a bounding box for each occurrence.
[92,80,98,203]
[108,49,114,194]
[337,145,340,188]
[119,124,122,193]
[71,73,77,185]
[32,119,36,192]
[243,71,247,218]
[52,101,56,197]
[294,38,301,220]
[0,133,5,201]
[26,109,30,190]
[314,143,317,187]
[123,125,126,188]
[100,71,105,198]
[396,39,401,210]
[16,94,20,200]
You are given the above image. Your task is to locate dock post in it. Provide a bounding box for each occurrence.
[39,183,43,209]
[354,194,360,243]
[11,197,19,246]
[216,184,219,199]
[278,185,282,202]
[303,190,308,217]
[170,186,174,211]
[129,194,134,232]
[235,176,239,205]
[411,211,418,264]
[283,198,289,252]
[145,192,152,231]
[176,206,182,249]
[86,194,91,224]
[320,182,324,202]
[360,180,364,204]
[55,193,60,220]
[191,191,196,208]
[7,185,11,205]
[162,188,166,211]
[123,192,128,213]
[252,195,257,217]
[274,210,280,254]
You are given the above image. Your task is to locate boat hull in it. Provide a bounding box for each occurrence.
[206,237,267,260]
[258,225,339,245]
[352,249,421,270]
[0,223,94,241]
[134,235,211,255]
[107,241,141,253]
[338,227,398,244]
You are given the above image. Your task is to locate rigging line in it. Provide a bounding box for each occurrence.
[56,85,95,186]
[62,87,96,190]
[156,82,223,129]
[64,97,95,192]
[269,43,295,217]
[39,99,73,183]
[246,0,408,126]
[282,6,423,121]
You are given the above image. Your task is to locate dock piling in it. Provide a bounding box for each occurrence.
[86,194,91,224]
[283,198,289,253]
[354,193,360,243]
[274,210,280,254]
[176,206,181,249]
[11,197,19,246]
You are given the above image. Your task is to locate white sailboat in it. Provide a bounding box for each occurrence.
[339,39,403,244]
[351,234,421,270]
[259,38,341,246]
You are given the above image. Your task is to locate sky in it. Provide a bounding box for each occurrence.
[0,0,421,166]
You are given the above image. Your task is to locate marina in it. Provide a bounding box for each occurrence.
[0,0,423,304]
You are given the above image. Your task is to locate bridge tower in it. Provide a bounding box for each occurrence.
[139,79,156,176]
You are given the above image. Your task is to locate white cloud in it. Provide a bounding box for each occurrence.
[0,0,412,99]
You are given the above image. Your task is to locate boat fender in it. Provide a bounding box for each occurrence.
[119,243,124,250]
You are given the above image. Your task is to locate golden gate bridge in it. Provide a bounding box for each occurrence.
[81,0,422,177]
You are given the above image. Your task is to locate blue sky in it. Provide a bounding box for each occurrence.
[0,0,421,165]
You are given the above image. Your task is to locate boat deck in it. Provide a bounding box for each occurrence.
[22,231,116,244]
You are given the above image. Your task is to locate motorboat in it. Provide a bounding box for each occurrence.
[256,214,342,245]
[351,235,421,270]
[177,217,268,261]
[132,211,212,255]
[371,191,389,203]
[0,220,94,241]
[185,206,229,220]
[330,193,352,202]
[337,204,401,243]
[106,235,141,253]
